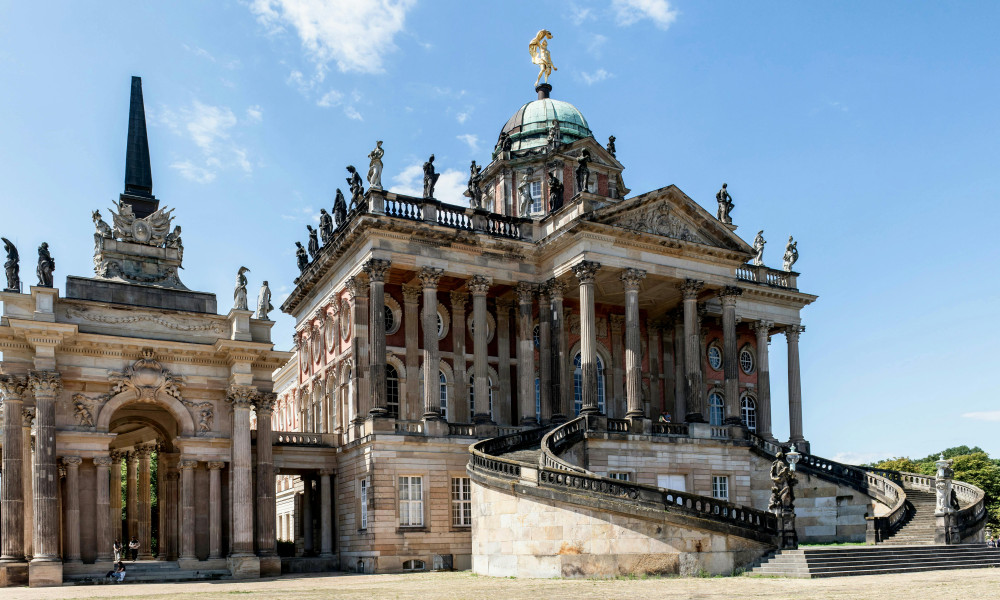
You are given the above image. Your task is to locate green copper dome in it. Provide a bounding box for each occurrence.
[499,93,593,153]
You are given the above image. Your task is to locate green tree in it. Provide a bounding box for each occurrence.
[871,457,921,473]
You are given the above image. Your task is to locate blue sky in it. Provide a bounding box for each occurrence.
[1,1,998,463]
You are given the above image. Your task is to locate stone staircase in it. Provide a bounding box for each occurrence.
[749,544,1000,578]
[879,489,937,545]
[63,561,231,585]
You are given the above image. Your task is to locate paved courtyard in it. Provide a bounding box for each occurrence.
[4,568,1000,600]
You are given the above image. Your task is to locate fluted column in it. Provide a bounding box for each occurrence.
[136,445,154,559]
[207,462,224,559]
[720,286,743,425]
[301,476,313,555]
[0,375,27,562]
[319,470,333,557]
[538,286,552,424]
[516,283,537,425]
[228,385,256,556]
[164,470,178,560]
[109,451,123,549]
[346,275,369,424]
[572,261,602,415]
[671,313,685,419]
[547,280,569,422]
[29,371,61,563]
[255,393,277,558]
[679,280,705,422]
[419,267,444,420]
[469,276,492,424]
[649,324,662,417]
[126,452,138,543]
[402,286,422,420]
[62,457,82,563]
[94,456,112,562]
[609,315,624,417]
[496,299,513,425]
[753,321,774,439]
[22,408,34,560]
[621,268,647,418]
[786,325,805,444]
[365,259,391,417]
[450,291,469,422]
[178,460,197,560]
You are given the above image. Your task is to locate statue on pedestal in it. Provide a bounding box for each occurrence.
[234,266,250,310]
[2,237,19,291]
[423,154,440,199]
[346,165,364,209]
[716,183,734,224]
[255,281,274,320]
[528,29,557,85]
[36,242,54,288]
[547,121,561,149]
[497,132,512,154]
[548,172,564,212]
[574,150,591,195]
[606,135,616,157]
[306,225,320,260]
[319,209,334,245]
[783,236,798,272]
[752,230,766,266]
[518,170,533,217]
[92,210,113,239]
[367,140,384,190]
[295,242,308,273]
[768,450,797,512]
[333,189,348,227]
[468,160,483,208]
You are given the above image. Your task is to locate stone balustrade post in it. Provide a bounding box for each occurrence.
[752,321,774,439]
[679,281,705,422]
[468,276,493,425]
[93,456,112,562]
[364,259,391,417]
[29,371,61,564]
[207,462,224,559]
[255,394,277,558]
[720,286,743,426]
[178,460,197,560]
[621,268,647,419]
[419,268,444,421]
[516,282,537,425]
[572,261,602,415]
[62,457,83,563]
[227,385,256,557]
[0,375,28,562]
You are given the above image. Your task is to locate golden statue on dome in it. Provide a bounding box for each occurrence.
[529,29,557,85]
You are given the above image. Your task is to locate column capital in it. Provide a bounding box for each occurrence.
[546,278,566,300]
[620,267,647,291]
[327,299,341,317]
[178,459,198,470]
[255,392,277,414]
[134,444,157,459]
[62,456,83,467]
[362,258,391,282]
[344,274,369,300]
[21,406,35,427]
[28,370,62,398]
[402,284,422,303]
[227,384,259,409]
[450,290,469,309]
[467,275,492,295]
[109,449,126,462]
[571,260,601,284]
[418,266,444,289]
[319,469,335,476]
[609,314,625,334]
[496,297,515,311]
[752,320,774,336]
[207,461,225,471]
[94,456,112,467]
[785,325,805,341]
[719,285,743,306]
[679,279,704,300]
[166,471,180,481]
[515,282,536,304]
[0,373,28,401]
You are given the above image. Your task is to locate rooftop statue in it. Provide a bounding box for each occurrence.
[110,201,174,246]
[367,140,384,191]
[92,210,113,239]
[716,183,734,225]
[319,209,334,245]
[333,189,348,227]
[36,242,55,288]
[423,154,440,199]
[768,450,797,512]
[165,225,183,263]
[783,236,798,272]
[295,242,308,273]
[529,29,557,85]
[468,160,483,208]
[234,266,250,311]
[752,230,766,266]
[2,237,19,292]
[255,280,273,320]
[547,121,561,148]
[346,165,364,209]
[306,225,320,260]
[606,135,616,157]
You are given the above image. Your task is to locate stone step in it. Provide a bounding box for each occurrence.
[750,544,1000,578]
[767,552,1000,568]
[65,569,231,585]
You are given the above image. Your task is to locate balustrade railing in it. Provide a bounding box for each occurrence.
[539,416,589,473]
[484,213,522,239]
[651,422,689,437]
[497,426,525,436]
[394,420,425,434]
[383,196,423,221]
[272,431,324,445]
[437,204,474,230]
[709,426,730,439]
[736,264,797,290]
[607,418,629,433]
[448,422,476,436]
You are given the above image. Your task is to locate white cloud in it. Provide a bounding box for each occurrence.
[568,2,594,25]
[612,0,678,30]
[391,160,466,203]
[831,451,895,466]
[249,0,416,74]
[587,34,608,58]
[316,89,344,107]
[581,68,613,85]
[159,100,254,182]
[246,105,264,122]
[182,44,241,69]
[456,134,479,152]
[343,106,363,121]
[456,110,471,124]
[963,411,1000,422]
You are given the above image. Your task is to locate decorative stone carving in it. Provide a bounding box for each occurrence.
[402,285,421,303]
[517,170,533,217]
[295,242,308,273]
[22,406,35,428]
[546,278,566,300]
[616,203,701,243]
[679,279,704,300]
[571,260,601,284]
[720,285,743,304]
[110,202,174,246]
[367,141,384,191]
[548,172,564,211]
[609,314,625,335]
[93,210,114,239]
[467,275,491,295]
[227,384,258,409]
[768,450,797,511]
[783,236,798,272]
[620,268,646,291]
[547,121,560,149]
[363,259,391,282]
[418,267,443,289]
[255,281,273,320]
[65,307,226,334]
[423,155,440,199]
[752,230,766,266]
[515,282,535,304]
[28,370,62,397]
[528,29,557,85]
[2,237,19,291]
[108,349,183,403]
[574,150,591,195]
[71,393,102,428]
[234,266,250,311]
[467,160,484,209]
[346,165,364,208]
[255,392,277,414]
[333,189,348,227]
[307,225,320,260]
[0,374,28,401]
[36,242,55,287]
[319,209,334,245]
[716,183,734,224]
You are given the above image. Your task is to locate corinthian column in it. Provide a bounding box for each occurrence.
[516,282,537,425]
[136,445,154,559]
[720,286,743,425]
[22,408,35,560]
[93,456,112,562]
[62,457,83,563]
[364,259,391,417]
[753,321,774,440]
[679,280,705,422]
[450,291,469,422]
[178,460,197,560]
[228,385,256,557]
[786,325,805,444]
[419,267,444,420]
[402,286,421,420]
[255,393,277,558]
[207,462,224,559]
[468,276,492,424]
[346,275,369,424]
[547,279,569,422]
[496,299,513,425]
[538,286,552,424]
[29,371,61,563]
[572,261,602,415]
[0,375,27,562]
[109,450,123,551]
[621,268,647,419]
[126,452,137,543]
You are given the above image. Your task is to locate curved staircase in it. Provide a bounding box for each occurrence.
[880,488,936,545]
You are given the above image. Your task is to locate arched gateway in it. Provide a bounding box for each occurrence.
[0,77,288,587]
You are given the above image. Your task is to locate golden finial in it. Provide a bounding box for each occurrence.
[529,29,557,86]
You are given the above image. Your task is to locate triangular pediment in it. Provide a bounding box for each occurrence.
[590,185,754,255]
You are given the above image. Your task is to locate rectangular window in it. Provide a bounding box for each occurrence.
[712,475,729,501]
[451,477,472,527]
[359,479,368,530]
[657,474,687,492]
[399,476,424,527]
[608,472,631,481]
[530,181,543,213]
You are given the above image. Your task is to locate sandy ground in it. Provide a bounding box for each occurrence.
[4,568,1000,600]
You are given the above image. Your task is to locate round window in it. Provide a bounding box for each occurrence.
[739,346,755,374]
[707,344,722,371]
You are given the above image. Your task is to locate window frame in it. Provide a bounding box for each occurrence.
[707,342,723,371]
[708,390,725,426]
[451,477,472,527]
[712,475,729,501]
[359,478,369,531]
[740,393,757,432]
[386,364,400,419]
[739,344,755,375]
[608,471,631,481]
[573,352,606,415]
[398,475,425,528]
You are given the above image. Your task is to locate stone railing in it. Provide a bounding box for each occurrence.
[651,422,689,437]
[709,426,731,440]
[448,422,476,437]
[468,426,550,481]
[539,416,589,473]
[736,264,798,291]
[606,418,629,433]
[497,425,526,436]
[383,195,423,221]
[900,472,934,491]
[394,420,425,434]
[271,431,325,446]
[896,471,987,541]
[375,192,528,241]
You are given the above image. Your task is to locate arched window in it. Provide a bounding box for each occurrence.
[402,559,426,571]
[740,394,757,432]
[573,353,605,415]
[345,368,354,425]
[708,391,725,426]
[384,305,395,333]
[439,371,448,419]
[468,374,493,419]
[386,364,400,418]
[739,345,755,374]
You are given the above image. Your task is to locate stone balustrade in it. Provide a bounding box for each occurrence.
[736,264,798,290]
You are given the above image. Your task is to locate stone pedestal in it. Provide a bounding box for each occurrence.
[777,509,798,550]
[27,562,61,588]
[227,555,261,580]
[0,563,28,587]
[627,416,651,435]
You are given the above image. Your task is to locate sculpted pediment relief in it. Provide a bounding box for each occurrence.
[105,349,213,434]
